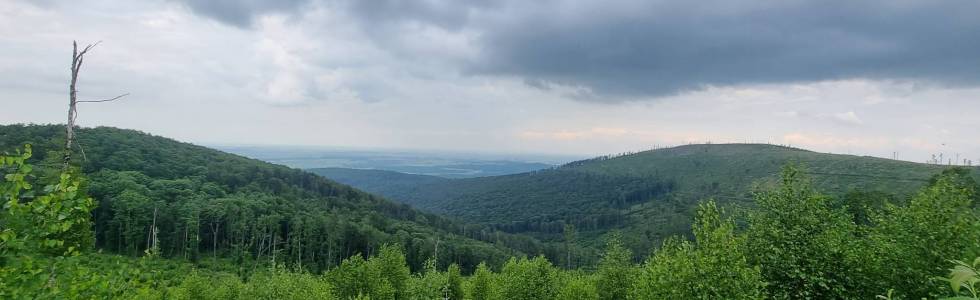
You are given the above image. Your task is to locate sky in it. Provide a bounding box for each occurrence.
[1,0,978,163]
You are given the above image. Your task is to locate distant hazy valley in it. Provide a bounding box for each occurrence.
[218,145,574,178]
[307,144,980,251]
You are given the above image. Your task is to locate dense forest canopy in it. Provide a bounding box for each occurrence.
[313,144,979,253]
[3,124,980,299]
[0,124,577,274]
[4,0,979,297]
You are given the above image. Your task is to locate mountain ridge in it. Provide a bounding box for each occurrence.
[311,143,978,251]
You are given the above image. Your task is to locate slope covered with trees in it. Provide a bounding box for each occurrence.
[0,124,570,273]
[5,140,980,299]
[311,167,451,200]
[312,144,979,252]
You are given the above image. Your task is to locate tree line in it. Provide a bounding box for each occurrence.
[4,134,980,298]
[0,125,592,274]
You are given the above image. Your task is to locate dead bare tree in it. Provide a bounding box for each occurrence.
[65,40,128,170]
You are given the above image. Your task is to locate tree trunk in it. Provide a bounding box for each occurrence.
[64,42,82,170]
[212,221,219,259]
[183,226,188,259]
[62,40,125,170]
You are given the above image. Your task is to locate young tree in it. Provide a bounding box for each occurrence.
[468,262,498,300]
[596,233,634,300]
[745,166,868,299]
[501,256,557,300]
[631,201,764,299]
[557,272,598,300]
[563,223,576,269]
[445,263,465,300]
[329,254,372,299]
[870,172,979,298]
[369,244,411,299]
[406,258,444,299]
[2,146,96,257]
[0,146,99,297]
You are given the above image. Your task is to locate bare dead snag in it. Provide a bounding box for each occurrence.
[64,40,127,171]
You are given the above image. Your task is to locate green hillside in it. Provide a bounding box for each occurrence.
[311,167,451,198]
[312,144,979,251]
[0,124,567,273]
[5,126,980,299]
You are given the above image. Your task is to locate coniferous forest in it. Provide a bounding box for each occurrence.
[2,124,980,299]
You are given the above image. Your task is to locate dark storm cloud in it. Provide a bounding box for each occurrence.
[177,0,980,101]
[173,0,311,27]
[466,0,980,100]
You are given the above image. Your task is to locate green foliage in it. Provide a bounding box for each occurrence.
[170,270,244,299]
[315,166,674,249]
[324,244,409,299]
[869,171,979,298]
[314,143,971,258]
[837,190,898,226]
[467,262,499,300]
[331,250,465,299]
[556,271,598,300]
[631,237,697,299]
[169,266,334,300]
[595,233,634,300]
[6,125,980,299]
[329,254,374,299]
[240,268,334,299]
[372,244,411,298]
[631,201,764,299]
[745,165,868,299]
[0,125,529,274]
[930,167,980,205]
[0,145,110,299]
[500,256,558,300]
[2,145,95,258]
[941,258,980,299]
[401,259,464,299]
[445,263,465,300]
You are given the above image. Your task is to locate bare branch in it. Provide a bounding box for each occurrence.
[78,41,101,57]
[78,93,129,103]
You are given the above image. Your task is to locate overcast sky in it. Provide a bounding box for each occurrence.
[1,0,978,163]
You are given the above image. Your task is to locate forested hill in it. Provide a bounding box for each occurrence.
[310,167,451,200]
[4,125,980,299]
[0,124,562,272]
[312,144,978,251]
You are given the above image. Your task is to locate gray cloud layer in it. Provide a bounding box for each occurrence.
[3,0,980,160]
[174,0,310,27]
[175,0,980,101]
[476,1,980,100]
